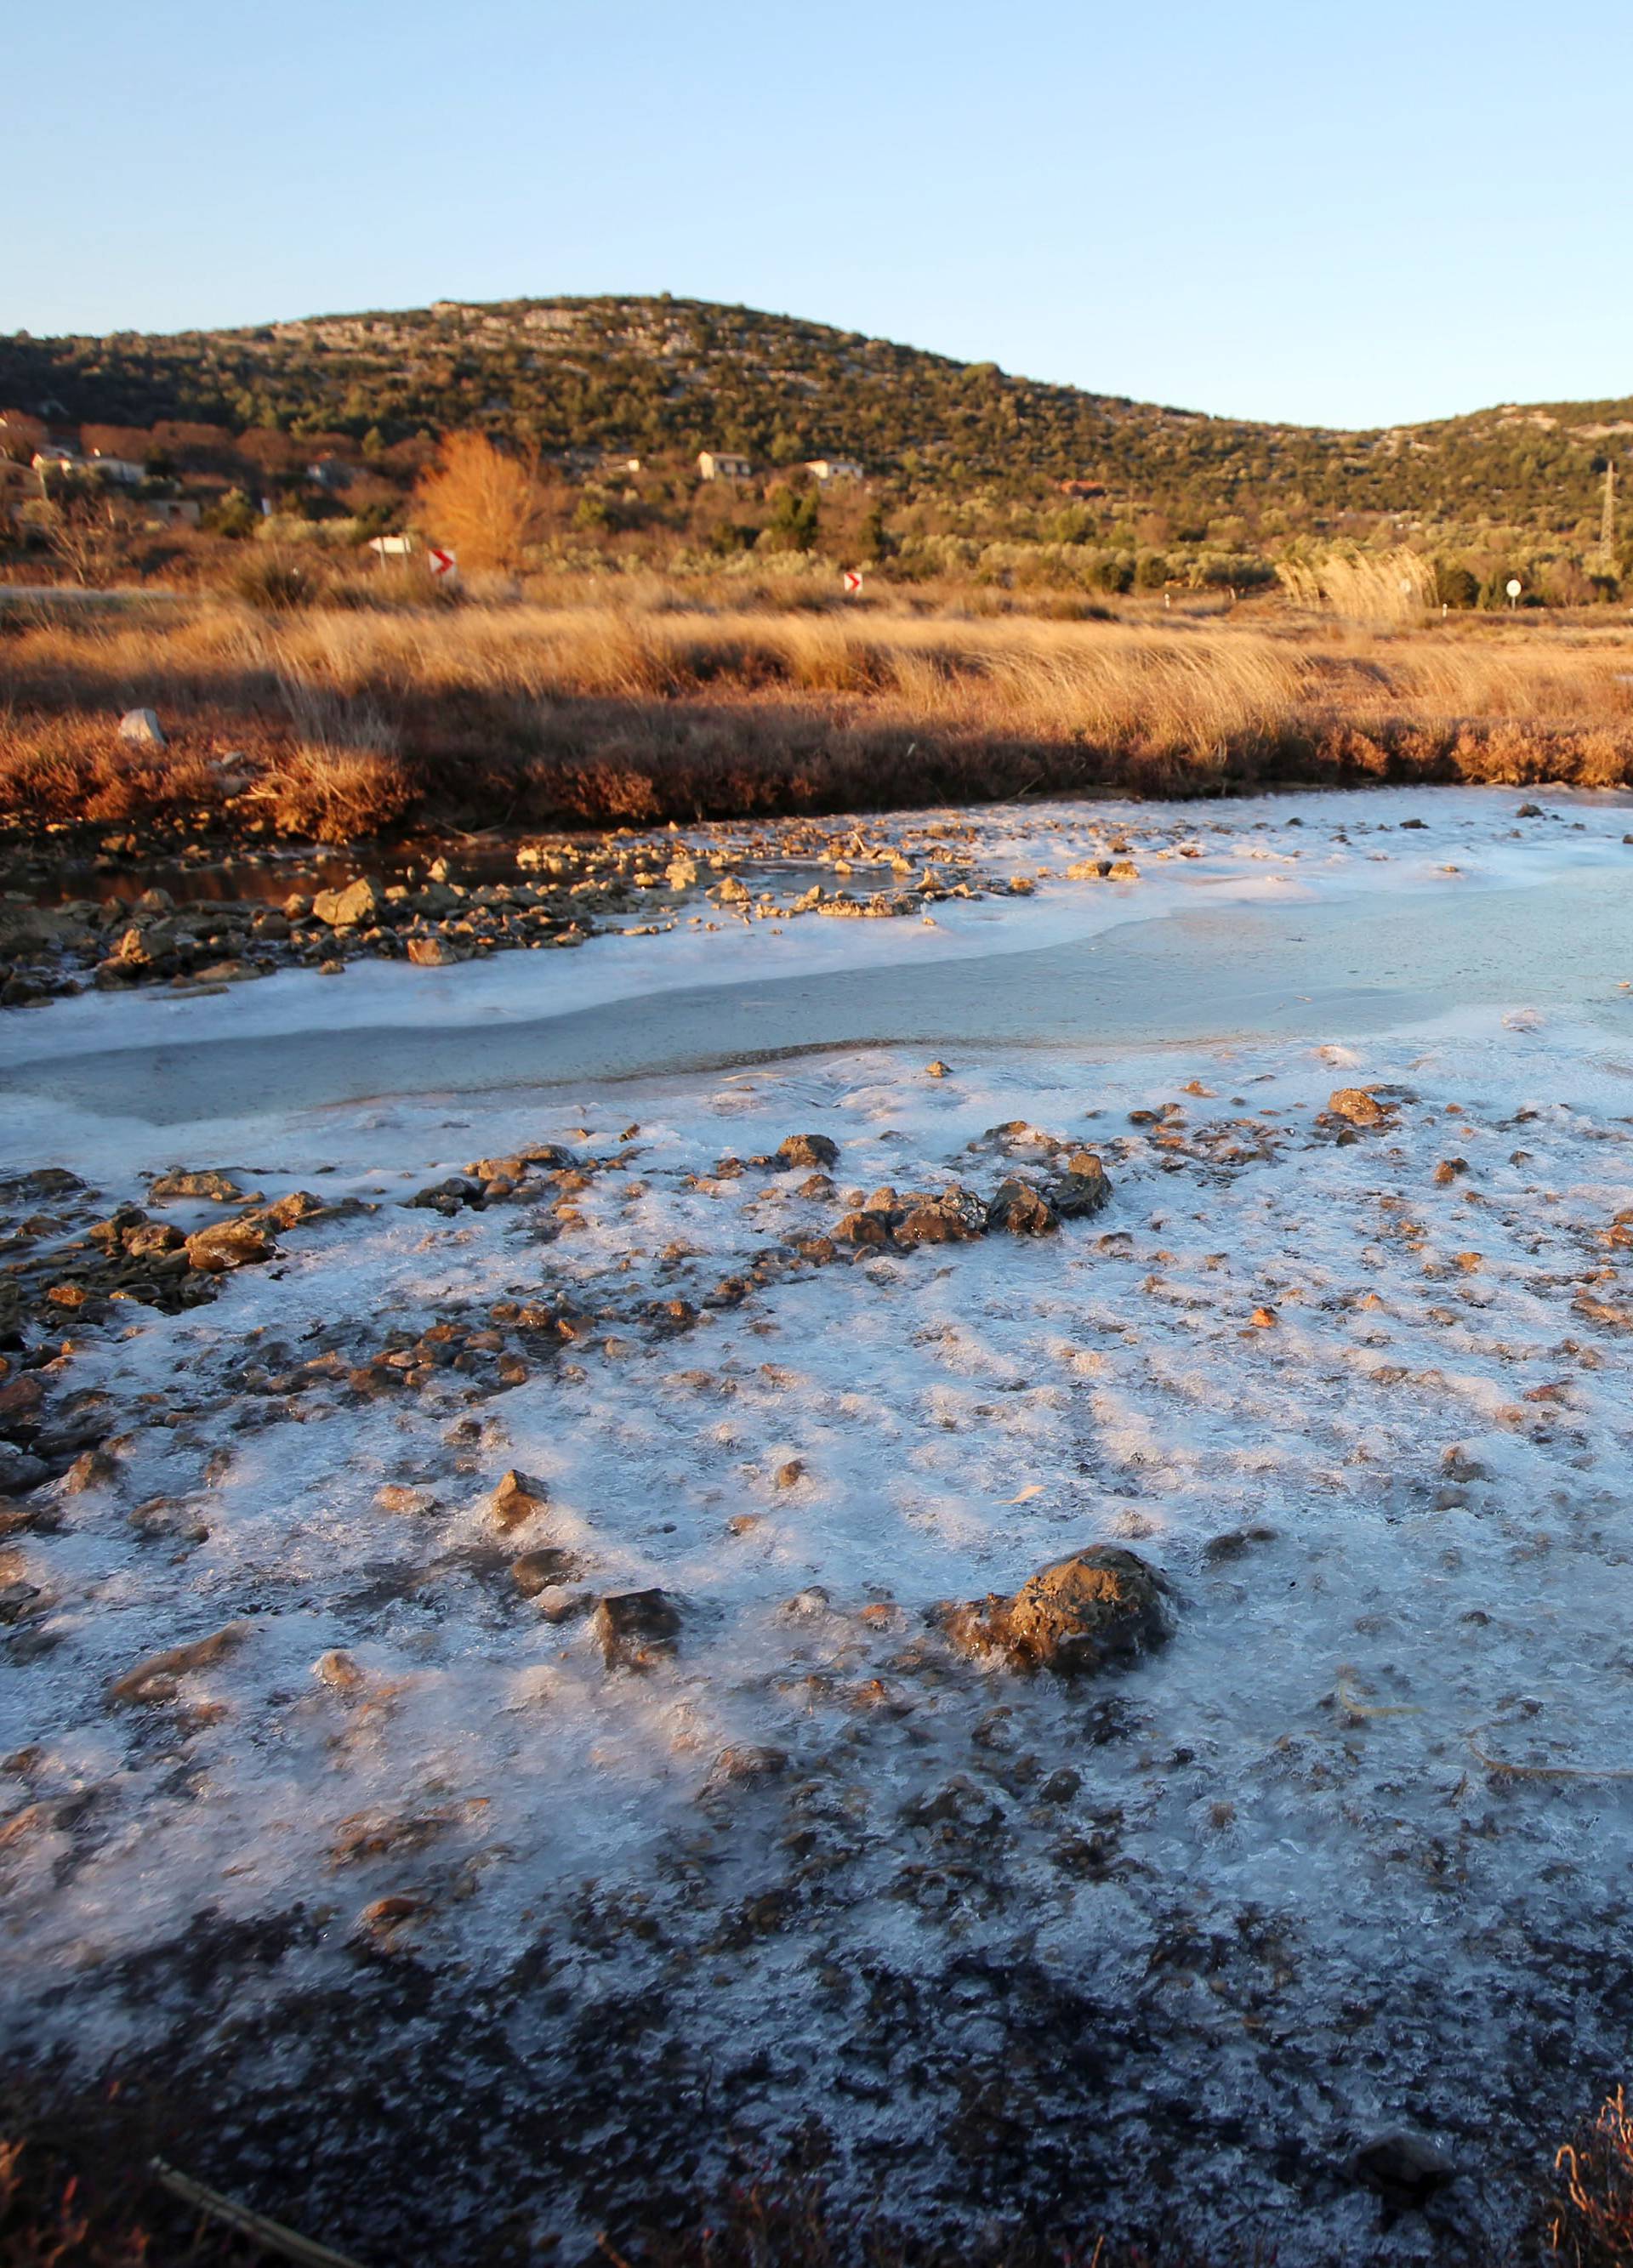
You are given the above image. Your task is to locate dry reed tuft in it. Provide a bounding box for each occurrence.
[4,594,1633,832]
[1549,2089,1633,2265]
[1277,546,1438,626]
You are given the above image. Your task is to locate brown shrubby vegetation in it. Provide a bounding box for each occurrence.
[3,588,1633,837]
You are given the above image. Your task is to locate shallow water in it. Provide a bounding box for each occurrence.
[10,862,1633,1126]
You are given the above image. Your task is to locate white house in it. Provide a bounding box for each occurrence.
[805,457,864,484]
[87,453,145,486]
[697,450,753,481]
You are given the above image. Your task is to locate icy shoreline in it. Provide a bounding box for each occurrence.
[5,785,1633,2259]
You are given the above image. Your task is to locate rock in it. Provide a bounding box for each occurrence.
[64,1447,118,1494]
[185,1219,274,1273]
[108,1621,249,1705]
[407,935,458,967]
[834,1209,891,1248]
[707,1743,789,1788]
[1051,1151,1112,1218]
[945,1546,1170,1677]
[1329,1087,1390,1128]
[1107,860,1141,881]
[774,1458,805,1488]
[925,1060,953,1077]
[117,708,165,748]
[311,877,383,929]
[406,1175,484,1214]
[986,1179,1059,1236]
[150,1168,245,1203]
[777,1133,839,1170]
[512,1547,580,1596]
[490,1468,549,1530]
[595,1588,681,1670]
[1516,803,1543,818]
[895,1188,987,1245]
[125,1221,185,1258]
[313,1649,364,1691]
[0,1445,48,1495]
[1348,2132,1455,2208]
[1433,1157,1468,1185]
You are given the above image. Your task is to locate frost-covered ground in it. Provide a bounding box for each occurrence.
[6,787,1633,2262]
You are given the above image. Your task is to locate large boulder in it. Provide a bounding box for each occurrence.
[945,1546,1169,1676]
[895,1187,987,1246]
[595,1589,680,1671]
[1329,1087,1391,1128]
[986,1179,1059,1236]
[777,1132,839,1170]
[312,877,384,929]
[1051,1150,1112,1218]
[117,708,165,749]
[185,1219,274,1273]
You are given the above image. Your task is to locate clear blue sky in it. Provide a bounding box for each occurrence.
[9,0,1631,429]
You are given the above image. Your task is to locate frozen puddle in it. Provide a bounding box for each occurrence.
[4,786,1633,2259]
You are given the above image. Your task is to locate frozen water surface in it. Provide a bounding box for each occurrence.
[3,785,1633,2259]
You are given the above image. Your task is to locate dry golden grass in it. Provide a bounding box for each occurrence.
[1550,2089,1633,2265]
[4,592,1633,833]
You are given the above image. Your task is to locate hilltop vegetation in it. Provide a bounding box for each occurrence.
[2,295,1631,587]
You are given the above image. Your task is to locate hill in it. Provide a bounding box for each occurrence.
[2,294,1629,542]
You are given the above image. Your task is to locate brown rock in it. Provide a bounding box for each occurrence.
[185,1219,274,1273]
[777,1132,840,1169]
[1053,1151,1112,1218]
[945,1546,1169,1677]
[595,1588,681,1670]
[108,1621,249,1705]
[490,1468,549,1530]
[1329,1088,1390,1128]
[512,1547,581,1596]
[986,1179,1059,1236]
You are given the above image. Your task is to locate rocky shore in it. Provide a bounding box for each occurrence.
[8,787,1633,2263]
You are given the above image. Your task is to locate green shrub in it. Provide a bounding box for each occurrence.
[1434,560,1481,609]
[203,488,258,540]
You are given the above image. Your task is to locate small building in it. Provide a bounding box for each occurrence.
[1057,479,1107,500]
[87,453,145,486]
[697,450,753,481]
[804,457,863,484]
[367,532,420,558]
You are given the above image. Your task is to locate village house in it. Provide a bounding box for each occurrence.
[85,451,146,485]
[804,457,864,484]
[697,450,753,481]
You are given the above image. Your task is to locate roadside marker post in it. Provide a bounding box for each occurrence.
[842,568,863,596]
[430,545,458,580]
[1506,577,1522,611]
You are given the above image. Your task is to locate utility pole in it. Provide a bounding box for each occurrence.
[1602,460,1618,561]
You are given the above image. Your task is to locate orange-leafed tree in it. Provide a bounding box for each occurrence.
[413,431,546,575]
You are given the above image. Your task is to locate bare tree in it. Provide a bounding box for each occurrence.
[43,485,130,587]
[413,431,546,576]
